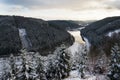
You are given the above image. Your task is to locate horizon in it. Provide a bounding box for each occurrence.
[0,0,120,20]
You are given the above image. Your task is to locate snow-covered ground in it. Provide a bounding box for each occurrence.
[63,70,109,80]
[67,42,84,56]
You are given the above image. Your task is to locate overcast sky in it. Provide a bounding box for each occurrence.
[0,0,120,20]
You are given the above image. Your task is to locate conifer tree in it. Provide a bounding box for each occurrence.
[75,45,87,79]
[36,55,46,80]
[16,49,32,80]
[1,59,10,80]
[46,46,70,80]
[9,54,17,80]
[108,43,120,80]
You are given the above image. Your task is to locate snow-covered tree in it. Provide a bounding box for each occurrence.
[16,50,47,80]
[107,43,120,80]
[36,54,46,80]
[16,49,33,80]
[46,46,70,80]
[9,54,17,80]
[1,59,10,80]
[69,44,87,79]
[78,47,88,79]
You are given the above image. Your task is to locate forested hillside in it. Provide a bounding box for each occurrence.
[0,15,74,56]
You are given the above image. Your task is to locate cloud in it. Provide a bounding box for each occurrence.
[1,0,42,6]
[0,2,29,16]
[0,0,120,20]
[106,0,120,9]
[1,0,119,10]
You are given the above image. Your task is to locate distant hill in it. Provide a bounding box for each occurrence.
[70,20,95,26]
[48,20,95,31]
[47,20,82,31]
[0,15,74,56]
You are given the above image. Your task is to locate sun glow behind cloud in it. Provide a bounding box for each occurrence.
[0,0,120,20]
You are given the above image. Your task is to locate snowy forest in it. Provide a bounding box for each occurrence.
[0,16,120,80]
[0,40,120,80]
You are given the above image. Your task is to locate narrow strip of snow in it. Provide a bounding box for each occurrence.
[107,29,120,37]
[19,28,32,49]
